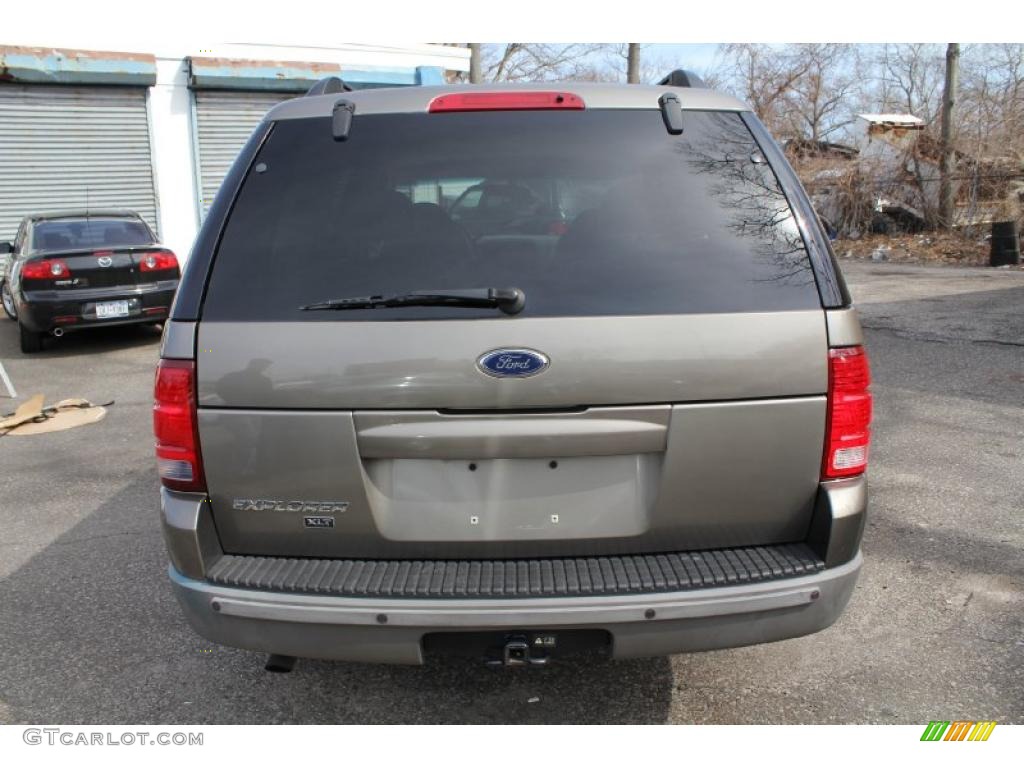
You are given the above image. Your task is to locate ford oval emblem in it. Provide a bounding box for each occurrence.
[477,348,550,378]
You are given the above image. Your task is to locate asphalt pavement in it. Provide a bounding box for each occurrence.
[0,259,1021,724]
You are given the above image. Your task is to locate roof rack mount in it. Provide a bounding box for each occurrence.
[305,76,353,97]
[658,69,706,89]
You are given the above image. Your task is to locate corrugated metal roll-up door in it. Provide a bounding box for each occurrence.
[194,90,293,216]
[0,84,159,243]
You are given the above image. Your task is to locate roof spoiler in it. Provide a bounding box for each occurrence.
[305,76,353,97]
[658,69,706,88]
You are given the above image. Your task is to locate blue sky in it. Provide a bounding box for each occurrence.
[646,43,722,74]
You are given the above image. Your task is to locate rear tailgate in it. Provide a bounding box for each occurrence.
[193,106,829,559]
[197,314,825,558]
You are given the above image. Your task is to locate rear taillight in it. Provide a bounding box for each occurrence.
[23,259,71,279]
[823,346,872,479]
[154,359,205,492]
[139,250,178,272]
[428,91,585,112]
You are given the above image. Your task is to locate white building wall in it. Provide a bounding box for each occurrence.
[149,56,201,261]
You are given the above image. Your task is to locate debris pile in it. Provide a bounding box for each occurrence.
[833,232,1015,267]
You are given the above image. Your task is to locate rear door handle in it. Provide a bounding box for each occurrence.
[354,406,671,459]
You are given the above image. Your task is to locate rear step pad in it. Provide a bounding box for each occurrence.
[205,544,824,599]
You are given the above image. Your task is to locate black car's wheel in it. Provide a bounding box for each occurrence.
[1,280,16,320]
[19,321,44,354]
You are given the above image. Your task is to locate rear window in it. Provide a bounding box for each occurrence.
[203,109,820,321]
[33,218,153,252]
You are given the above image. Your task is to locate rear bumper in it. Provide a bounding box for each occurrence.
[161,475,867,664]
[17,283,177,332]
[168,554,860,663]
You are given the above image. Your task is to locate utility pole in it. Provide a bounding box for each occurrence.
[469,44,482,84]
[939,43,960,229]
[626,44,641,84]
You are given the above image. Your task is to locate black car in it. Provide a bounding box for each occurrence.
[0,211,180,353]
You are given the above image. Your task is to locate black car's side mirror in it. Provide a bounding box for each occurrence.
[0,242,12,255]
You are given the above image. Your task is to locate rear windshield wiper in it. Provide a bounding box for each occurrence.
[300,287,526,315]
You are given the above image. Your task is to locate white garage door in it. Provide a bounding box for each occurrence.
[194,90,293,217]
[0,84,159,243]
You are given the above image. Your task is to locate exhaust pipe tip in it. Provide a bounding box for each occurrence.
[264,654,296,673]
[51,327,64,337]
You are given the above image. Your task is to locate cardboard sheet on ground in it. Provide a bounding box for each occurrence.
[0,394,108,436]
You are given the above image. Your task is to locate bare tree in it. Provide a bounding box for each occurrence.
[607,44,677,85]
[956,45,1024,232]
[939,44,960,228]
[713,44,855,141]
[626,44,641,84]
[716,44,811,135]
[468,44,482,84]
[784,44,856,142]
[959,44,1024,157]
[875,43,945,124]
[480,44,614,82]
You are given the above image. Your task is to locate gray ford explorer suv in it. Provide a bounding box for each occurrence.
[156,74,871,668]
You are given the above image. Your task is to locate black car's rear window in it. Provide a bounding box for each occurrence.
[32,218,153,252]
[203,109,820,321]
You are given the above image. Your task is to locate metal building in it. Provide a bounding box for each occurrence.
[0,50,161,241]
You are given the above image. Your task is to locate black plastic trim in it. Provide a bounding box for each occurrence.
[169,121,275,321]
[741,112,851,308]
[205,543,825,599]
[807,483,867,568]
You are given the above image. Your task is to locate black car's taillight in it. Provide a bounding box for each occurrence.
[22,259,71,279]
[138,250,179,273]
